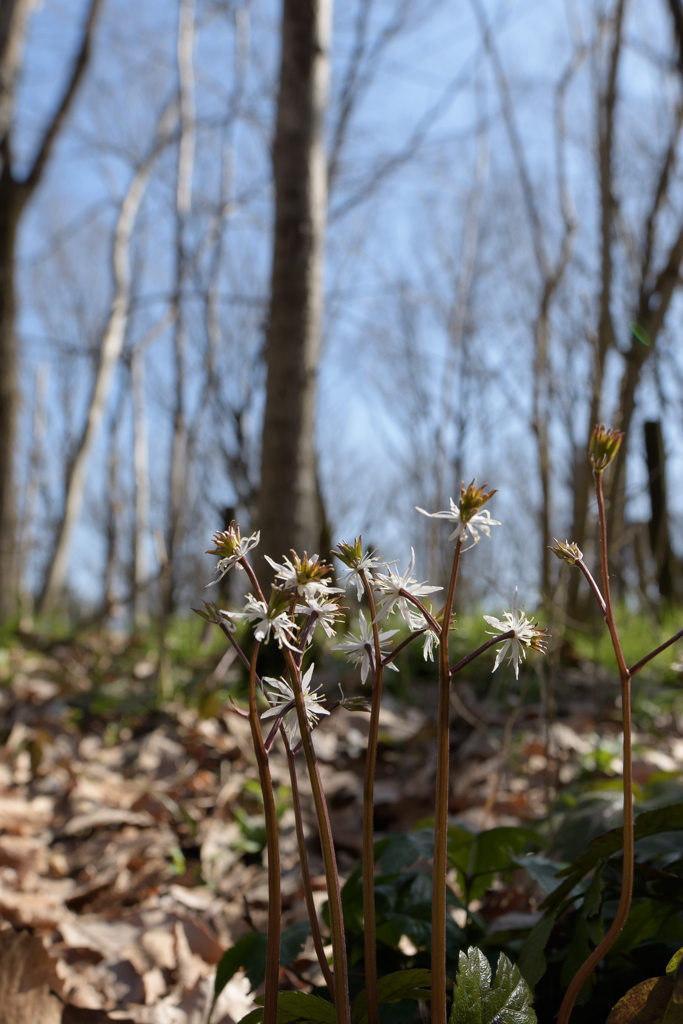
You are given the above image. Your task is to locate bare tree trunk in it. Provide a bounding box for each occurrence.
[567,0,625,616]
[0,0,101,622]
[132,347,151,627]
[163,0,196,617]
[258,0,332,568]
[16,361,47,626]
[0,171,22,621]
[39,129,166,612]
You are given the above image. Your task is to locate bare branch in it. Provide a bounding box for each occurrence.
[24,0,103,195]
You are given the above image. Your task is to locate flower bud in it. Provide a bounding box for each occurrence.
[459,480,497,526]
[549,539,583,565]
[589,424,624,473]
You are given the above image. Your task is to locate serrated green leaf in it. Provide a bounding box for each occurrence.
[449,948,537,1024]
[275,991,336,1024]
[352,969,432,1024]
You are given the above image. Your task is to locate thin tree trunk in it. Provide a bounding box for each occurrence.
[132,347,151,626]
[0,172,21,621]
[39,150,157,612]
[0,0,101,622]
[163,0,196,616]
[16,361,48,624]
[259,0,333,568]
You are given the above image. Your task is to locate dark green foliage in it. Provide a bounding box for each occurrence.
[449,948,536,1024]
[213,920,312,1004]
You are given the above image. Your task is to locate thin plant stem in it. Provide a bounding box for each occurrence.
[557,471,633,1024]
[359,571,384,1024]
[629,627,683,676]
[449,630,514,676]
[246,642,281,1024]
[577,559,607,616]
[283,647,351,1024]
[283,734,335,995]
[397,589,441,633]
[431,538,461,1024]
[213,616,334,995]
[382,627,428,666]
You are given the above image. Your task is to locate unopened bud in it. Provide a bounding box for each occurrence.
[550,539,583,566]
[589,424,624,473]
[459,480,497,525]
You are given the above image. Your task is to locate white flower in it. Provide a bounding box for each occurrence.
[264,553,342,601]
[416,498,500,550]
[422,628,440,662]
[296,594,343,639]
[206,531,260,586]
[234,595,298,649]
[332,610,399,683]
[373,548,442,626]
[261,663,329,744]
[483,588,547,679]
[339,550,386,601]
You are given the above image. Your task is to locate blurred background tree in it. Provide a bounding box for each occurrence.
[1,0,683,631]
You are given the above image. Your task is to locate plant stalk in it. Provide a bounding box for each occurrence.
[557,472,633,1024]
[431,538,461,1024]
[449,630,514,676]
[247,641,281,1024]
[360,572,384,1024]
[283,733,335,996]
[284,648,351,1024]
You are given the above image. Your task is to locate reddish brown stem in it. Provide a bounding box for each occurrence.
[360,571,383,1024]
[557,472,633,1024]
[283,648,351,1024]
[450,630,514,676]
[247,642,280,1024]
[283,735,335,996]
[431,539,461,1024]
[629,628,683,676]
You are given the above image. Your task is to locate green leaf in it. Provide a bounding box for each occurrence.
[239,1011,265,1024]
[667,949,683,975]
[280,920,311,968]
[512,854,568,896]
[543,804,683,913]
[517,911,558,990]
[606,976,677,1024]
[352,969,432,1024]
[275,992,336,1024]
[213,921,315,1005]
[448,826,543,902]
[214,932,267,1003]
[449,948,537,1024]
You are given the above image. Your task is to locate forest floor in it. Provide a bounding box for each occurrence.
[1,618,682,1023]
